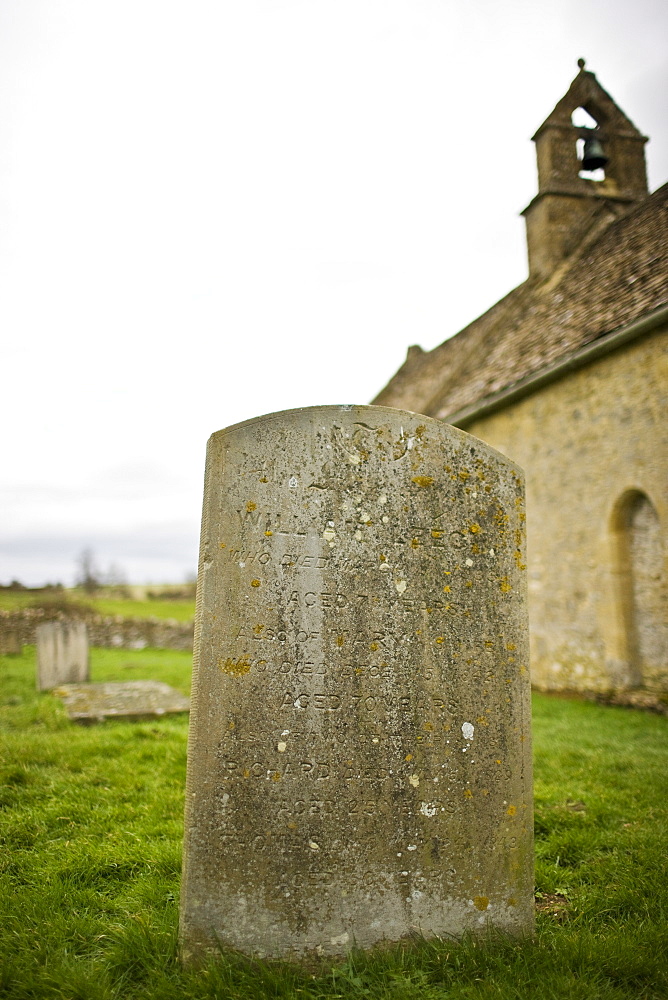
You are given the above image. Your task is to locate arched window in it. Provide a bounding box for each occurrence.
[609,490,666,688]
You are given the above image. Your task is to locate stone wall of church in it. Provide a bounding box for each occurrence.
[461,325,667,694]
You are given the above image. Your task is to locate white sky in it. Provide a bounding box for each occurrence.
[1,0,666,586]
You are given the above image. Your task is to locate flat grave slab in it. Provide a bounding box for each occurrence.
[53,680,190,723]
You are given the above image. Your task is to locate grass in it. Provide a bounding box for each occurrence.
[1,646,667,999]
[0,589,196,622]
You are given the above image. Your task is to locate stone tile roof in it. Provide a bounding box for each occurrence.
[373,182,668,419]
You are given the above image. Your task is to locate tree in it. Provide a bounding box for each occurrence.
[75,548,101,594]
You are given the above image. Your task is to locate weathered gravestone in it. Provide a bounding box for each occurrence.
[53,680,190,723]
[36,621,89,691]
[180,405,533,962]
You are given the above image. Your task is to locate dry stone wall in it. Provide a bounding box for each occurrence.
[0,609,193,652]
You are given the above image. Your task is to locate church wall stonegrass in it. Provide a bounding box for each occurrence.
[466,327,668,697]
[1,645,667,998]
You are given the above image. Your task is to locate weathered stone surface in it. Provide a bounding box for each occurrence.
[180,405,533,963]
[36,621,89,691]
[0,629,22,655]
[53,680,190,723]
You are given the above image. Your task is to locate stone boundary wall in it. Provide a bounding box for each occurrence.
[0,609,194,652]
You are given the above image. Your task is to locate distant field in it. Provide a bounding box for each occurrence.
[1,645,667,999]
[0,588,195,622]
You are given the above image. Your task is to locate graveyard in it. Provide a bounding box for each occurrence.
[1,407,667,999]
[2,643,666,998]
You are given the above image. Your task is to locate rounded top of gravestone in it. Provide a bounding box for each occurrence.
[208,404,522,478]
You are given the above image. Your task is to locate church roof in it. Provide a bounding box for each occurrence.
[372,181,668,421]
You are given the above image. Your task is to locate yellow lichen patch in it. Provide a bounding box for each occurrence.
[469,523,481,534]
[253,624,264,635]
[251,579,261,588]
[219,542,226,549]
[243,768,250,777]
[459,469,470,481]
[264,530,273,537]
[514,549,527,570]
[435,636,444,644]
[379,553,387,563]
[443,585,451,593]
[219,657,252,677]
[464,788,473,799]
[270,771,281,782]
[473,896,490,911]
[228,720,235,729]
[287,821,298,830]
[336,635,345,647]
[494,507,509,529]
[246,501,257,512]
[259,477,268,483]
[500,577,512,593]
[506,642,516,651]
[506,805,517,816]
[369,642,379,651]
[431,530,443,538]
[411,476,434,487]
[410,538,421,549]
[471,543,480,554]
[404,753,413,762]
[423,722,434,731]
[465,581,473,588]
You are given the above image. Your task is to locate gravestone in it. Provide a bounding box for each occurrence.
[53,680,190,723]
[180,405,533,963]
[36,621,89,691]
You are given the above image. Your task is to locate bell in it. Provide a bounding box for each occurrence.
[582,136,608,171]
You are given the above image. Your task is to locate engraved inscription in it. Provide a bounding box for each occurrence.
[181,405,533,962]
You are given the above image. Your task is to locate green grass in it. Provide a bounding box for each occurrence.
[82,597,196,622]
[0,589,195,622]
[1,647,667,999]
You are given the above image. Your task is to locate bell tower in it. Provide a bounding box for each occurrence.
[521,60,649,278]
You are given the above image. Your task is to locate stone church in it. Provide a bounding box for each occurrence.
[373,62,667,696]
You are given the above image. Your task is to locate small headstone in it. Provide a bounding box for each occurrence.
[36,621,89,691]
[180,405,533,963]
[53,680,190,723]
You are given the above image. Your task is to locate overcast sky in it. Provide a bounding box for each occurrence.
[1,0,666,587]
